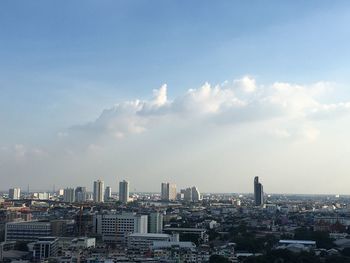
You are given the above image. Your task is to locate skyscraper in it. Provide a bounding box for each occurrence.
[191,186,201,202]
[254,176,264,206]
[75,187,87,202]
[63,188,75,203]
[161,182,177,201]
[9,188,21,200]
[119,180,129,204]
[105,186,112,201]
[93,180,104,203]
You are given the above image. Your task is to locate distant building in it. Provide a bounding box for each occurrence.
[63,188,75,203]
[182,186,201,202]
[254,176,264,206]
[127,233,177,252]
[119,180,129,204]
[148,212,163,233]
[93,180,104,203]
[8,188,20,200]
[104,186,112,201]
[74,187,86,202]
[192,186,201,202]
[94,212,147,244]
[184,188,192,202]
[161,183,177,201]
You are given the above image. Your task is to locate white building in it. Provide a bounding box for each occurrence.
[119,180,129,204]
[94,212,148,244]
[8,188,21,200]
[63,188,75,203]
[93,180,104,203]
[161,183,177,201]
[127,233,177,252]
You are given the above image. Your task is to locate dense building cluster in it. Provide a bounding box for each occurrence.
[1,179,350,262]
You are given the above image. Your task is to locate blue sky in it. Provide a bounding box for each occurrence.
[1,1,350,192]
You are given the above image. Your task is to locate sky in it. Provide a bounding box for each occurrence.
[1,1,350,194]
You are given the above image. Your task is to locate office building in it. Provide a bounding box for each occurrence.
[127,233,177,252]
[183,188,193,202]
[161,183,177,201]
[192,186,201,202]
[63,188,75,203]
[104,186,112,201]
[8,188,20,200]
[32,237,58,261]
[119,180,129,204]
[254,176,264,206]
[93,180,104,203]
[74,187,87,202]
[148,212,163,233]
[5,221,52,242]
[94,212,148,244]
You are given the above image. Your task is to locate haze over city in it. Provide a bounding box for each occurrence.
[1,1,350,194]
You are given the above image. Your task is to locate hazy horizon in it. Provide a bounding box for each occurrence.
[1,1,350,194]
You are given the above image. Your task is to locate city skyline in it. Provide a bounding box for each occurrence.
[2,1,350,194]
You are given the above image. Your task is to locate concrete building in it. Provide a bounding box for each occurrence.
[5,221,52,242]
[32,237,58,262]
[119,180,129,204]
[148,212,163,234]
[254,176,264,206]
[93,180,104,203]
[184,188,192,202]
[8,188,20,200]
[63,188,75,203]
[94,212,148,244]
[127,233,177,252]
[191,186,201,202]
[104,186,112,201]
[161,183,177,201]
[74,187,87,202]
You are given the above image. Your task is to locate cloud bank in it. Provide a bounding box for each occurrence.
[71,76,348,142]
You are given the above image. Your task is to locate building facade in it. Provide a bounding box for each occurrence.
[119,180,129,204]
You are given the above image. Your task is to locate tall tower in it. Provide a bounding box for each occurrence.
[254,176,264,206]
[93,180,104,203]
[161,182,176,201]
[119,180,129,204]
[105,186,112,201]
[63,188,75,203]
[9,188,21,200]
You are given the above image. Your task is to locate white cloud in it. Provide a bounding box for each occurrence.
[233,75,257,93]
[69,78,349,143]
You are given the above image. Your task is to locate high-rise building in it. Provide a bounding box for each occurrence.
[75,187,87,202]
[8,188,21,200]
[191,186,201,202]
[148,212,163,233]
[183,187,193,202]
[105,186,112,201]
[93,180,104,203]
[254,176,264,206]
[94,212,147,243]
[119,180,129,204]
[63,188,75,203]
[161,183,177,201]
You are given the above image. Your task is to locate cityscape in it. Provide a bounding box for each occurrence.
[2,1,350,262]
[2,178,350,262]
